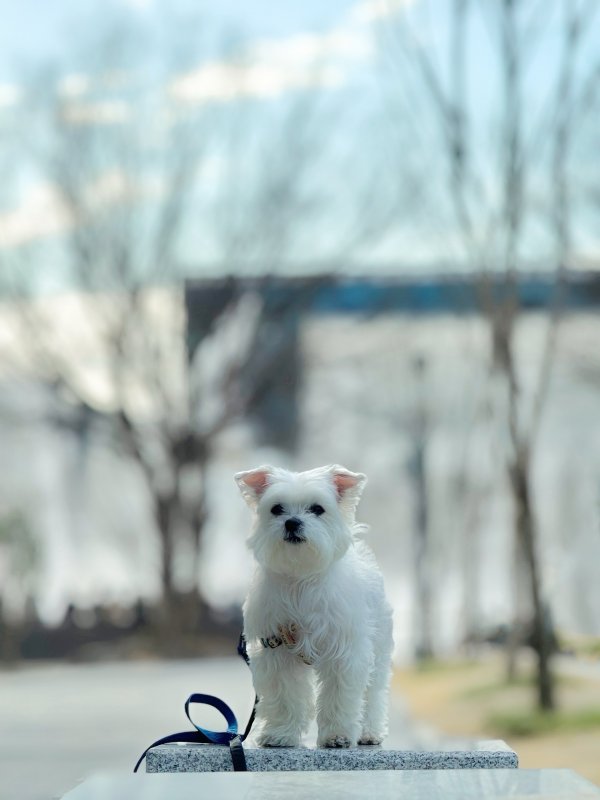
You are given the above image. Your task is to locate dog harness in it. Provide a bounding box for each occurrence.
[260,634,284,649]
[260,624,314,665]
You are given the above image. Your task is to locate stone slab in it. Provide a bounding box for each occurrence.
[61,769,600,799]
[146,739,518,772]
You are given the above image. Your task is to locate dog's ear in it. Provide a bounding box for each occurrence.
[235,466,273,508]
[329,465,367,512]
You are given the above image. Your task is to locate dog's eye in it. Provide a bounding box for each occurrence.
[309,504,325,516]
[270,504,285,516]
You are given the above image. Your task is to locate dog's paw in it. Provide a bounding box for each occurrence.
[358,732,383,746]
[319,735,352,748]
[256,730,300,748]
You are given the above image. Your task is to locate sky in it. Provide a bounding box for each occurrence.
[0,0,376,81]
[0,0,421,287]
[0,0,599,283]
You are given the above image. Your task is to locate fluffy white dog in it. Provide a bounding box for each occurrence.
[235,464,393,748]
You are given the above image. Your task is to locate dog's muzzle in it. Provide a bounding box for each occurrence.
[283,517,305,544]
[283,531,306,543]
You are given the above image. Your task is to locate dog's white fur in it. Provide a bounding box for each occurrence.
[235,464,393,748]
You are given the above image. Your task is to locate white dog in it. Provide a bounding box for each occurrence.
[235,464,393,748]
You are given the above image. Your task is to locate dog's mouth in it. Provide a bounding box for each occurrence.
[283,532,306,544]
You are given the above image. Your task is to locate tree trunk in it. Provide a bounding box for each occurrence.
[155,493,179,638]
[0,600,19,663]
[505,548,526,683]
[509,452,555,710]
[153,470,209,644]
[413,443,434,662]
[412,356,434,662]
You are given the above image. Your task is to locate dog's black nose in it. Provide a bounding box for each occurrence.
[285,517,302,534]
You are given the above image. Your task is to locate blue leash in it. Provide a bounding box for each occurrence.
[133,635,257,773]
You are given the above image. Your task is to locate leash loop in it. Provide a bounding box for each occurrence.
[133,636,256,773]
[184,693,239,743]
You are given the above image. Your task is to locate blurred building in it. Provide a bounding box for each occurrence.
[188,272,600,657]
[1,272,600,660]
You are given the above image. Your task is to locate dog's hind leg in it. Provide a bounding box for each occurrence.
[251,647,314,747]
[359,610,393,745]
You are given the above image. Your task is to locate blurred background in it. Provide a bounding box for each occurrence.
[1,0,600,797]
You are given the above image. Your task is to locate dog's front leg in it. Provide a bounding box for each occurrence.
[251,647,314,747]
[315,656,369,747]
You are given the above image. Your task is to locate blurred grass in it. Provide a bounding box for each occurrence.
[488,707,600,737]
[561,635,600,659]
[460,672,580,699]
[393,651,600,787]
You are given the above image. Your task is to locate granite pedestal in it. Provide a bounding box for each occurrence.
[146,739,518,773]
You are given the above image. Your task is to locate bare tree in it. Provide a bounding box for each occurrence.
[0,5,415,643]
[0,23,344,641]
[382,0,599,708]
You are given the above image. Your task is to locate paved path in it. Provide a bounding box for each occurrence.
[0,657,433,800]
